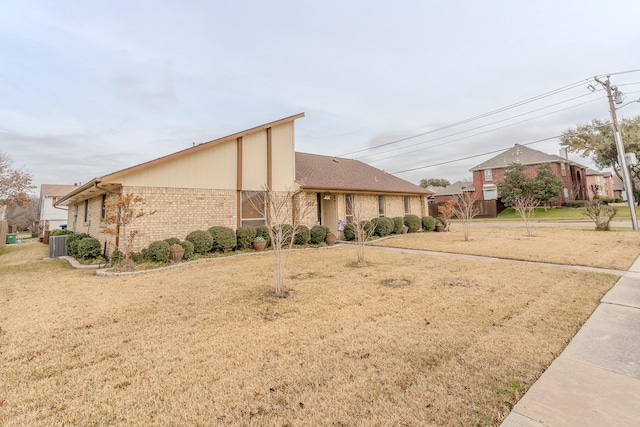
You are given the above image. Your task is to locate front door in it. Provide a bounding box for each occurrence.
[321,193,338,235]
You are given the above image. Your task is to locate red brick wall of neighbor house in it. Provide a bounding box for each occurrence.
[473,162,587,206]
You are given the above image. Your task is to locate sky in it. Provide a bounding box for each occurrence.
[2,0,640,193]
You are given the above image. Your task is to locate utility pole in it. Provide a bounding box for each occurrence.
[595,76,638,231]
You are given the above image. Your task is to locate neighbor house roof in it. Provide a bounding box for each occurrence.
[470,144,586,171]
[40,184,79,198]
[295,153,432,195]
[586,168,612,177]
[433,181,474,197]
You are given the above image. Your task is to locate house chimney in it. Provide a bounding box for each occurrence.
[559,148,568,159]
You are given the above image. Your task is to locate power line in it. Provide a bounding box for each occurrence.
[357,92,603,163]
[390,135,561,174]
[338,78,593,157]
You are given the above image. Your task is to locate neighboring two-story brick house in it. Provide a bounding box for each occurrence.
[585,169,616,200]
[55,113,432,253]
[469,144,587,206]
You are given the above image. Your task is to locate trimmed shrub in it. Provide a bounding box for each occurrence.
[51,229,73,236]
[255,225,271,246]
[371,217,390,237]
[130,252,143,263]
[435,216,446,227]
[383,217,395,235]
[294,225,311,245]
[147,240,171,263]
[110,249,124,265]
[186,230,213,254]
[343,222,356,241]
[310,225,327,244]
[422,216,436,232]
[272,224,293,245]
[164,237,180,246]
[236,226,257,250]
[392,217,404,234]
[404,214,422,233]
[77,237,102,260]
[66,233,92,257]
[179,240,194,260]
[208,226,236,252]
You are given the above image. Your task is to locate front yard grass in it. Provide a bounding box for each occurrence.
[373,226,640,270]
[0,240,620,426]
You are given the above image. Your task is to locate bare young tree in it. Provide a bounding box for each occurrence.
[583,185,617,231]
[252,186,315,295]
[512,195,540,237]
[453,192,480,241]
[101,193,154,264]
[349,197,376,265]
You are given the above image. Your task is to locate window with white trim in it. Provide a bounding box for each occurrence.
[241,191,266,227]
[484,169,493,181]
[561,163,567,176]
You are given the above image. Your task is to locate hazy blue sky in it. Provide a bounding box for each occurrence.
[2,0,640,190]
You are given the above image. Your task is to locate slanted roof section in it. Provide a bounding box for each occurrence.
[434,181,474,197]
[295,153,432,195]
[40,184,79,198]
[470,144,586,171]
[57,113,305,206]
[586,168,612,177]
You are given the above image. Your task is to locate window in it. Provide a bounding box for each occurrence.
[563,188,570,200]
[484,169,493,181]
[404,196,410,215]
[83,200,89,222]
[345,194,353,223]
[101,194,107,219]
[483,184,497,200]
[561,163,567,177]
[241,191,265,227]
[378,195,385,217]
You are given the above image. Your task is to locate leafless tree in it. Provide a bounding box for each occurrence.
[101,193,154,264]
[5,195,38,230]
[513,195,539,237]
[453,192,480,241]
[583,185,617,231]
[0,152,35,206]
[350,197,376,264]
[252,186,315,295]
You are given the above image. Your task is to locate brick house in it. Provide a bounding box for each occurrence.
[585,169,616,200]
[469,144,588,206]
[431,181,474,204]
[56,113,431,253]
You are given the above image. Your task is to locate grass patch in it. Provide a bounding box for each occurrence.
[375,226,640,270]
[0,241,619,426]
[496,205,640,221]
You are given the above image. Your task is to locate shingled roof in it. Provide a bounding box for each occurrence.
[40,184,79,198]
[295,152,432,195]
[433,181,474,197]
[470,144,585,171]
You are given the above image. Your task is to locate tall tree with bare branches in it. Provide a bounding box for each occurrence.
[349,196,376,264]
[453,192,480,241]
[0,152,35,206]
[251,186,315,295]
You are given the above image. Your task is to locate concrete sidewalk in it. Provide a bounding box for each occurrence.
[501,257,640,426]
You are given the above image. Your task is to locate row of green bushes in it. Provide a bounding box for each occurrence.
[342,214,445,241]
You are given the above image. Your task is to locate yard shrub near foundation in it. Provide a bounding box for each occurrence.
[109,249,124,265]
[50,229,73,236]
[255,225,271,246]
[208,226,236,252]
[404,214,422,233]
[391,217,404,234]
[235,226,257,250]
[66,233,92,257]
[383,217,395,234]
[179,240,194,260]
[371,217,391,237]
[186,230,213,254]
[310,225,327,244]
[76,237,102,260]
[294,225,311,245]
[147,240,171,263]
[343,223,356,241]
[422,216,436,231]
[164,237,180,246]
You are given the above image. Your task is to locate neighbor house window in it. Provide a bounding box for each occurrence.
[561,163,567,176]
[101,194,107,219]
[345,194,353,223]
[483,184,497,200]
[563,188,570,200]
[378,195,385,217]
[83,200,89,222]
[241,191,265,227]
[484,169,493,181]
[404,196,410,215]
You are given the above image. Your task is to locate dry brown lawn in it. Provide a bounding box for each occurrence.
[373,225,640,270]
[0,240,619,426]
